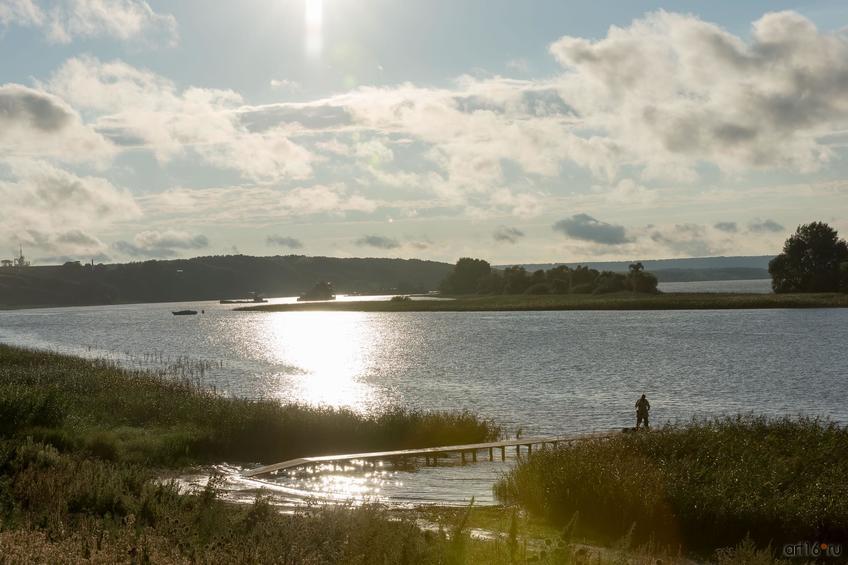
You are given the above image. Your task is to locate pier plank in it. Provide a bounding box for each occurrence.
[244,430,616,477]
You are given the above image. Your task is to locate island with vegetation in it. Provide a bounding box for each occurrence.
[297,281,337,302]
[241,222,848,313]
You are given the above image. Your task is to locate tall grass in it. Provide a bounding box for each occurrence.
[494,416,848,552]
[0,345,499,467]
[0,439,456,563]
[0,346,806,562]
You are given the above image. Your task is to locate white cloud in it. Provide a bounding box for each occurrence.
[113,229,208,258]
[505,58,530,74]
[0,159,139,254]
[595,179,659,206]
[270,79,301,93]
[17,9,848,242]
[136,184,378,225]
[0,83,114,162]
[48,57,313,182]
[0,0,43,27]
[0,0,176,44]
[550,10,848,175]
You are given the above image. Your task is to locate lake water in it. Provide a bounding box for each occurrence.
[1,298,846,507]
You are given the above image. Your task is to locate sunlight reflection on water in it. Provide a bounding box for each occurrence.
[263,312,380,411]
[3,301,848,507]
[176,454,519,509]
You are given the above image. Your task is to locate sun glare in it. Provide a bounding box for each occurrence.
[264,312,380,411]
[305,0,323,58]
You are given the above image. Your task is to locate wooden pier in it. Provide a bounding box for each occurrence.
[243,430,616,478]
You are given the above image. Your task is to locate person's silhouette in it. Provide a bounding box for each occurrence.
[635,394,651,429]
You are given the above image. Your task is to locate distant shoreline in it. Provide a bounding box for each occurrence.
[236,292,848,312]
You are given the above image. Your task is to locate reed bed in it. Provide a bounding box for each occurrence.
[495,416,848,554]
[0,345,805,562]
[0,345,499,466]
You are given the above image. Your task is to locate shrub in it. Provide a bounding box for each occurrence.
[523,283,551,295]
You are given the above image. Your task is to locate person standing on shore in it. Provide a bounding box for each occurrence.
[635,394,651,429]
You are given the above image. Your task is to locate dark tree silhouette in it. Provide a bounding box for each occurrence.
[503,266,531,295]
[627,261,658,293]
[769,222,848,293]
[439,258,492,294]
[0,255,454,307]
[438,259,658,296]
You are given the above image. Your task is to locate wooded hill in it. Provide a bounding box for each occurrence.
[0,255,453,308]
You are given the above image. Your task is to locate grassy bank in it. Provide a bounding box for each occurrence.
[0,347,805,562]
[238,292,848,313]
[494,416,848,554]
[0,345,505,562]
[0,345,498,467]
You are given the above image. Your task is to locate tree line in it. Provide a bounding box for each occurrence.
[440,259,659,295]
[0,255,453,307]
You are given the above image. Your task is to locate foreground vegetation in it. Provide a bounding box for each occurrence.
[495,416,848,554]
[0,345,498,467]
[0,346,825,562]
[241,291,848,312]
[0,345,505,562]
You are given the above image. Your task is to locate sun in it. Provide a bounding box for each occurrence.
[305,0,323,57]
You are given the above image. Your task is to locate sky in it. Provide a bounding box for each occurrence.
[2,0,848,265]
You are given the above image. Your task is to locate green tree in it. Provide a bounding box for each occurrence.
[594,271,627,294]
[840,262,848,294]
[546,266,571,294]
[475,272,505,294]
[503,266,531,295]
[769,222,848,293]
[440,258,492,294]
[570,265,598,293]
[626,262,658,293]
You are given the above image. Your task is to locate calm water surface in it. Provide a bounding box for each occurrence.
[2,298,846,506]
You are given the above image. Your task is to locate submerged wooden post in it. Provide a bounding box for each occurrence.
[501,446,506,461]
[461,451,466,465]
[488,447,493,461]
[472,450,477,462]
[527,444,533,456]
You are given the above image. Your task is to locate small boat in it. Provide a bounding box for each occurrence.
[220,292,268,304]
[297,281,337,302]
[172,310,198,316]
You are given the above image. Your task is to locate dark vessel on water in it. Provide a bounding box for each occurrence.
[172,310,198,316]
[220,292,268,305]
[297,281,336,302]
